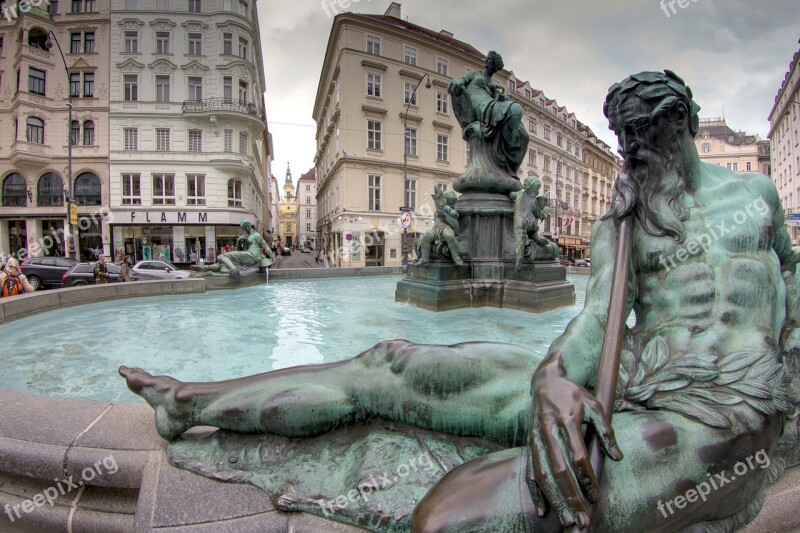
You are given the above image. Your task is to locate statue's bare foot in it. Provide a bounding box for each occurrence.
[119,366,192,440]
[453,257,465,267]
[228,268,241,277]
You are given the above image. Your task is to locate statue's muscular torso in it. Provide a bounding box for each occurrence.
[631,168,785,362]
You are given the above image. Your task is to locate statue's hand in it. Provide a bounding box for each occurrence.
[528,360,623,529]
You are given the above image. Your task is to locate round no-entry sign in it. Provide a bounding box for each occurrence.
[400,211,412,228]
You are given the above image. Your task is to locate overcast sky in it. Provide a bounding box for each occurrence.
[257,0,799,184]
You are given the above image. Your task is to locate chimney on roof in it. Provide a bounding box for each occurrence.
[384,2,401,18]
[440,29,453,38]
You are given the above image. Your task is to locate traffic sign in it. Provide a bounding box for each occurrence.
[400,211,411,228]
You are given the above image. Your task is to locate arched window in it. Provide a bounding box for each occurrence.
[74,172,101,206]
[70,120,80,147]
[3,173,28,207]
[27,28,48,50]
[83,120,95,146]
[38,173,64,206]
[26,117,45,144]
[227,179,242,207]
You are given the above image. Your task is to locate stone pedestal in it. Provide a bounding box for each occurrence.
[395,192,574,313]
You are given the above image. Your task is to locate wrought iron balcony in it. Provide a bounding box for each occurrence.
[182,98,264,120]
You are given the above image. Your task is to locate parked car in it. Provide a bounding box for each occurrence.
[61,262,123,287]
[572,259,590,267]
[300,247,312,253]
[20,256,79,290]
[131,260,189,280]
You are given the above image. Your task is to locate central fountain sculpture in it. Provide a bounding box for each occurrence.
[395,51,573,312]
[121,68,800,532]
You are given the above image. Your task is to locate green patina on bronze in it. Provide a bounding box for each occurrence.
[122,70,800,532]
[195,219,274,276]
[510,173,559,271]
[413,184,463,266]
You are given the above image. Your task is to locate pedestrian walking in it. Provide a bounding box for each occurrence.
[117,252,132,282]
[94,256,109,284]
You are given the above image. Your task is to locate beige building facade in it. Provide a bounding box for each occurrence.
[314,2,619,266]
[768,42,800,243]
[295,167,317,249]
[696,118,769,175]
[277,164,297,247]
[0,2,111,260]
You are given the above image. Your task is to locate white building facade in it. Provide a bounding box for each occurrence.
[295,168,317,249]
[108,0,268,263]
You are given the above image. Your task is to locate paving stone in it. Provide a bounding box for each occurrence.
[72,403,163,451]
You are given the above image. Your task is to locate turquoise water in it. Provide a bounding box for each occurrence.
[0,275,590,403]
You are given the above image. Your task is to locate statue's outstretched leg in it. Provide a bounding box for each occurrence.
[120,341,540,444]
[414,233,434,266]
[442,229,464,266]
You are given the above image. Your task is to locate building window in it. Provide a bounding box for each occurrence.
[436,91,448,114]
[528,117,536,134]
[556,132,563,147]
[238,0,247,15]
[125,0,138,8]
[437,134,448,161]
[404,45,417,65]
[188,76,202,101]
[238,80,247,102]
[124,31,138,53]
[152,174,175,205]
[436,56,448,75]
[72,0,95,12]
[524,88,531,99]
[368,174,381,211]
[544,155,551,172]
[156,32,170,54]
[403,81,417,106]
[28,68,46,95]
[123,74,138,101]
[405,127,417,156]
[83,120,94,145]
[188,129,202,152]
[122,174,142,205]
[306,196,311,204]
[157,0,168,8]
[155,75,170,101]
[238,37,248,60]
[224,129,233,152]
[84,32,95,53]
[38,173,64,206]
[366,34,380,55]
[26,117,44,144]
[186,174,205,205]
[70,120,80,146]
[155,128,170,151]
[306,208,311,217]
[543,125,551,140]
[239,131,248,154]
[746,161,752,171]
[71,32,81,53]
[188,0,200,12]
[404,178,416,210]
[366,73,381,97]
[508,79,515,93]
[83,72,94,97]
[188,33,202,55]
[223,76,233,100]
[223,32,232,55]
[528,149,536,166]
[306,223,312,232]
[69,73,80,97]
[367,120,381,150]
[123,127,138,150]
[702,143,710,153]
[228,179,242,207]
[74,172,101,205]
[3,174,27,207]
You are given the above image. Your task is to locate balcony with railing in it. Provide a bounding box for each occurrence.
[182,98,265,124]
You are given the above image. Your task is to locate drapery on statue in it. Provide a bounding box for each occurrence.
[413,184,464,266]
[121,70,800,531]
[196,219,274,276]
[449,50,528,193]
[511,173,559,270]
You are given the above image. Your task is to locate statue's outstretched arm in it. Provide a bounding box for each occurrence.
[527,218,630,528]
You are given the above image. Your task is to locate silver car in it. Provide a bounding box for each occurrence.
[131,260,189,280]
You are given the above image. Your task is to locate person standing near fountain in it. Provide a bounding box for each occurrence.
[93,256,109,284]
[1,258,34,296]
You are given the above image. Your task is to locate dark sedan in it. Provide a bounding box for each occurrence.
[61,263,123,287]
[20,256,79,290]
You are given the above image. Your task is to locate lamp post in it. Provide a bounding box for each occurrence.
[45,30,77,260]
[402,73,431,266]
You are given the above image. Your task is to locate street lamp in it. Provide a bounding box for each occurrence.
[45,30,77,260]
[402,73,431,266]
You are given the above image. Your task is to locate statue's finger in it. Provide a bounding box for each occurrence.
[544,425,585,527]
[564,421,600,504]
[532,431,574,525]
[584,396,623,461]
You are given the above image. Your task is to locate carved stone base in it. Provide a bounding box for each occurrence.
[189,266,269,290]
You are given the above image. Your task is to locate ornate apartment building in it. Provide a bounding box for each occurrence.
[0,1,111,260]
[295,167,316,249]
[696,117,770,174]
[768,41,800,243]
[108,0,269,263]
[314,2,618,266]
[277,164,297,247]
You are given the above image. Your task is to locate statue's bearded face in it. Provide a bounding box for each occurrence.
[607,94,688,242]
